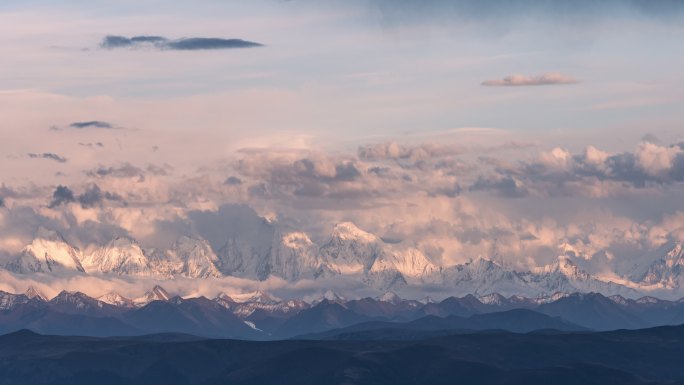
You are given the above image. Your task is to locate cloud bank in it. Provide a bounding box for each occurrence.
[1,137,683,299]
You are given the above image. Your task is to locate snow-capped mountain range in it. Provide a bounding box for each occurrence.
[3,223,684,299]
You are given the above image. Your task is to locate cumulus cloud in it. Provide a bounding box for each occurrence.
[469,141,684,198]
[28,152,68,163]
[482,73,578,87]
[100,35,263,51]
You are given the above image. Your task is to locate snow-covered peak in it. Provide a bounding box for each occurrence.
[165,236,222,278]
[25,286,46,301]
[150,285,170,300]
[535,292,572,304]
[533,256,590,281]
[0,291,29,310]
[231,290,280,304]
[98,236,139,251]
[213,292,236,309]
[82,236,151,276]
[215,292,235,302]
[419,296,436,304]
[636,296,662,304]
[98,292,135,307]
[135,285,171,305]
[637,242,684,288]
[319,289,346,303]
[479,292,507,305]
[7,228,85,274]
[331,222,378,243]
[50,290,105,311]
[321,223,385,276]
[281,232,314,249]
[271,230,325,282]
[609,295,629,306]
[377,291,402,304]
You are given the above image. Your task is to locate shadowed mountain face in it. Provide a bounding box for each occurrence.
[536,293,648,330]
[3,326,684,385]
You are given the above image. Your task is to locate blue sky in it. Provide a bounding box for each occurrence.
[1,0,682,154]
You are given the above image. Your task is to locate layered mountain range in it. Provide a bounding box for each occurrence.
[3,223,684,299]
[3,285,684,339]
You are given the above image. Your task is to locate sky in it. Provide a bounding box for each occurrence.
[1,0,683,297]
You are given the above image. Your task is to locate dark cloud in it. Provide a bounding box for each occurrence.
[101,35,166,48]
[48,185,75,208]
[224,176,243,185]
[187,204,275,260]
[0,197,4,208]
[100,35,263,51]
[334,163,361,181]
[77,184,124,208]
[69,121,115,129]
[28,153,68,163]
[166,37,263,50]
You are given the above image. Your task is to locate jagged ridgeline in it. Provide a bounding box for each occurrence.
[2,285,684,339]
[3,224,684,298]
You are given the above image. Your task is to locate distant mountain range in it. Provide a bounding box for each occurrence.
[5,323,684,385]
[3,286,684,339]
[4,224,684,299]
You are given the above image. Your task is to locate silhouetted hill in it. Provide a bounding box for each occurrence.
[3,325,684,384]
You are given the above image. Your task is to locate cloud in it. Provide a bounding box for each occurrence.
[469,142,684,198]
[48,185,75,208]
[470,175,528,198]
[77,184,124,208]
[100,35,263,51]
[224,176,243,185]
[358,142,464,162]
[85,163,144,179]
[0,197,4,208]
[68,121,115,129]
[78,142,105,148]
[28,153,68,163]
[482,73,578,87]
